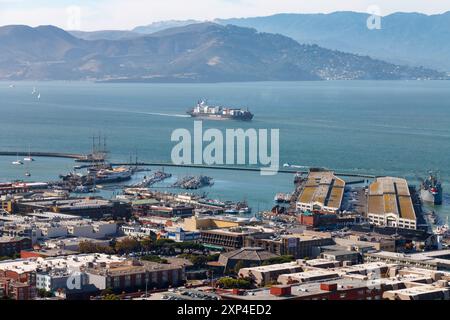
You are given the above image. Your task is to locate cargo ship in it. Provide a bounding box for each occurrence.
[187,100,253,121]
[420,171,443,205]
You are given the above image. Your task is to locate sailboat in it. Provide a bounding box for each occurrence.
[32,87,37,95]
[37,93,41,100]
[12,153,23,165]
[24,146,34,162]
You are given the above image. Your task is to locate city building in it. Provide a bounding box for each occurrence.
[277,269,340,285]
[367,177,417,230]
[238,261,303,286]
[0,237,32,257]
[364,250,450,271]
[0,277,36,300]
[296,170,346,214]
[132,199,194,218]
[0,213,117,244]
[183,215,251,232]
[217,247,278,271]
[15,198,131,220]
[200,227,268,251]
[383,282,450,300]
[86,258,187,292]
[165,227,201,242]
[244,233,334,259]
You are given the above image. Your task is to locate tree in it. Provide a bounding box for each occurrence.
[102,294,120,300]
[232,260,246,275]
[115,237,141,254]
[141,255,169,264]
[37,289,53,298]
[216,277,252,289]
[140,236,154,252]
[261,255,295,266]
[79,240,115,254]
[101,288,114,296]
[206,253,220,262]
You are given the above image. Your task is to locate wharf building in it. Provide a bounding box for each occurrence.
[296,171,345,214]
[367,177,417,230]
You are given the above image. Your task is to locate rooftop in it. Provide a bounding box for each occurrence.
[368,177,416,221]
[298,171,345,209]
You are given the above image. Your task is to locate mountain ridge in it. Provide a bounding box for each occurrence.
[0,22,445,82]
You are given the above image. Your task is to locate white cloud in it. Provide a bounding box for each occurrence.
[0,0,449,31]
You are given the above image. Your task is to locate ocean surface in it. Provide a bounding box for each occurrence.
[0,81,449,217]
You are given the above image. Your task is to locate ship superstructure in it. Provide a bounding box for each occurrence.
[420,171,443,205]
[187,100,253,121]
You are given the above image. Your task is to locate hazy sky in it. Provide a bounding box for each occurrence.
[0,0,449,31]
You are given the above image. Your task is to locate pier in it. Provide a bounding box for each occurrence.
[112,162,377,179]
[0,151,84,160]
[0,151,376,179]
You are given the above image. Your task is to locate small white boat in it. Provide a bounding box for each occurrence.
[25,172,31,177]
[37,93,41,100]
[24,146,35,161]
[12,153,23,165]
[32,87,37,95]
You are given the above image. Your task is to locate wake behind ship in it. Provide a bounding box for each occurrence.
[187,100,254,121]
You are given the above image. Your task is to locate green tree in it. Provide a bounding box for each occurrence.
[141,255,168,264]
[115,237,141,254]
[216,277,252,289]
[103,294,120,300]
[261,255,295,266]
[37,289,53,298]
[140,236,154,252]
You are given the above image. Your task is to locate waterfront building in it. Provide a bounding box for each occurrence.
[296,171,345,214]
[367,177,417,230]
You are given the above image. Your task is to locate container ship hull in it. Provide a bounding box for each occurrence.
[188,112,253,121]
[187,100,254,121]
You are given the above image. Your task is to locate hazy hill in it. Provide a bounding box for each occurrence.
[0,23,445,82]
[216,11,450,71]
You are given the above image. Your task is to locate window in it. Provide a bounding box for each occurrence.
[135,274,142,286]
[113,277,120,288]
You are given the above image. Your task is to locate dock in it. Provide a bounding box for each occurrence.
[0,151,376,178]
[0,151,84,160]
